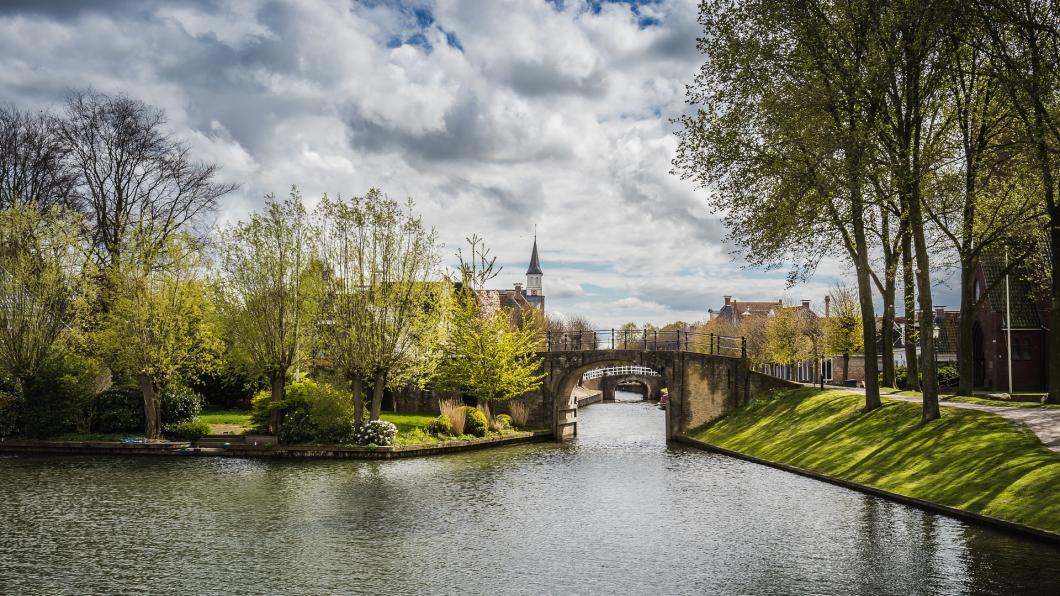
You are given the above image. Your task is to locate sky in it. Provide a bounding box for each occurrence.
[0,0,958,327]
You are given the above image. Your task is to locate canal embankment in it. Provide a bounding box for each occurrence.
[572,385,603,407]
[0,430,553,460]
[681,387,1060,542]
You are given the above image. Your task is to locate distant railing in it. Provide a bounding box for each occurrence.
[582,365,660,380]
[540,329,746,358]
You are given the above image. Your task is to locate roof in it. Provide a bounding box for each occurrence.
[980,249,1043,329]
[526,236,542,275]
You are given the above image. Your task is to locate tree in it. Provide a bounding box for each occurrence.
[0,105,75,211]
[979,0,1060,403]
[317,192,448,426]
[321,190,444,421]
[100,236,221,438]
[55,90,235,272]
[0,204,84,389]
[824,285,865,383]
[217,189,321,434]
[765,306,821,379]
[435,236,545,412]
[675,0,888,412]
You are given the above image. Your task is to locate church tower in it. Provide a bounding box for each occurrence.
[526,235,543,297]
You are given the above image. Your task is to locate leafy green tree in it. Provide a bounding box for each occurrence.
[675,0,889,411]
[979,0,1060,403]
[765,306,816,367]
[0,203,85,390]
[317,191,448,425]
[100,236,221,438]
[217,189,322,434]
[824,285,865,383]
[435,236,544,412]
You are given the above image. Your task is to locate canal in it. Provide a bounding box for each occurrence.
[2,390,1059,595]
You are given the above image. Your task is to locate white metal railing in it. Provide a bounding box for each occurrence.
[582,365,660,380]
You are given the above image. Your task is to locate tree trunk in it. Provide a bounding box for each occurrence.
[908,191,940,422]
[140,372,160,440]
[852,205,881,410]
[370,369,386,421]
[269,372,285,436]
[1049,218,1060,404]
[902,228,920,391]
[956,259,977,397]
[351,374,365,428]
[880,268,897,388]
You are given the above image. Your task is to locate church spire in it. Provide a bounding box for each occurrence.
[526,234,543,275]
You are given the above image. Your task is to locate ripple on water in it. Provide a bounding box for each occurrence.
[1,392,1059,595]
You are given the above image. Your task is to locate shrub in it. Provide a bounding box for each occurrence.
[425,414,453,436]
[439,398,466,435]
[22,350,106,437]
[354,419,398,446]
[250,379,364,443]
[160,387,204,426]
[92,387,144,433]
[0,390,24,437]
[494,413,513,432]
[164,418,211,441]
[463,406,488,437]
[508,401,530,427]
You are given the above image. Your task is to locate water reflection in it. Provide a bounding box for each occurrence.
[1,391,1058,595]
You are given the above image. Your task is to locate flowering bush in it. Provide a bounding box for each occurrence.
[354,420,398,446]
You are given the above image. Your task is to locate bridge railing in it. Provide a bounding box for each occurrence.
[540,329,746,358]
[582,365,660,380]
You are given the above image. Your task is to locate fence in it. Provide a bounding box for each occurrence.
[581,365,660,380]
[540,329,746,358]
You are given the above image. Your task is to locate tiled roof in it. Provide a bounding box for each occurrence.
[981,249,1043,329]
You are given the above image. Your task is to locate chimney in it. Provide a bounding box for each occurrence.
[934,305,946,321]
[723,295,732,306]
[824,295,831,318]
[801,299,811,309]
[514,283,523,295]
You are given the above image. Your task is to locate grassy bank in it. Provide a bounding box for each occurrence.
[687,388,1060,535]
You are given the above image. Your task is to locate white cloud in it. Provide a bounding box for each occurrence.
[0,0,858,329]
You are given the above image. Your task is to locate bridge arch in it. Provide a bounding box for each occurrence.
[538,349,798,440]
[602,375,661,401]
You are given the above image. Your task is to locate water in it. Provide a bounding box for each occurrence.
[2,390,1058,595]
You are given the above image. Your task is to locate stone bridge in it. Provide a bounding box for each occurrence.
[532,346,798,440]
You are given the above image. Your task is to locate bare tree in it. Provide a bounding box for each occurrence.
[0,105,76,210]
[54,90,235,271]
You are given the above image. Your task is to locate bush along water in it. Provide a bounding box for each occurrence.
[354,420,398,446]
[493,413,513,432]
[250,379,366,444]
[92,385,205,434]
[164,418,211,441]
[463,406,489,438]
[0,389,24,438]
[425,414,453,436]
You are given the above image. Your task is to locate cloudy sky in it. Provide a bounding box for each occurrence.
[0,0,916,327]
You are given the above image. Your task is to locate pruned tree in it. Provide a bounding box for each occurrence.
[217,189,321,434]
[317,192,448,426]
[319,189,445,421]
[54,90,236,272]
[0,204,85,389]
[100,236,221,438]
[0,105,76,211]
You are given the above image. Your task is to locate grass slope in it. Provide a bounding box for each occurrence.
[688,388,1060,534]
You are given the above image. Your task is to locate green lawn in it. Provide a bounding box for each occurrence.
[879,388,1060,409]
[687,388,1060,534]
